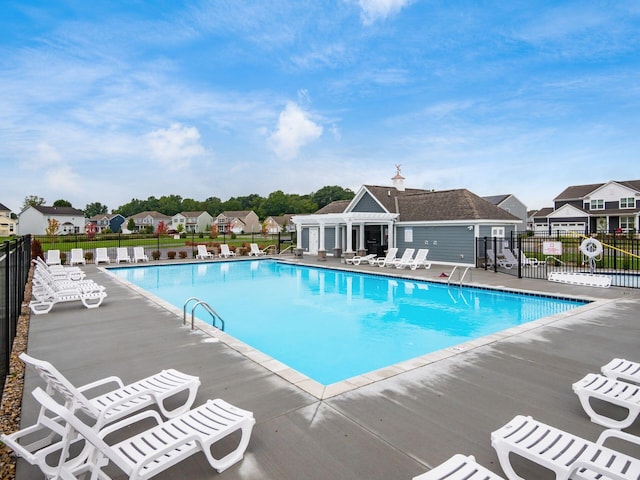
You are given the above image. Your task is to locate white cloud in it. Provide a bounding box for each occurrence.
[268,102,323,160]
[358,0,412,25]
[146,123,208,170]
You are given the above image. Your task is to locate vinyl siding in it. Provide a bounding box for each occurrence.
[395,225,475,263]
[352,193,386,213]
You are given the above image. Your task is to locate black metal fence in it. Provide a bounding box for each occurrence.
[477,232,640,288]
[1,235,31,395]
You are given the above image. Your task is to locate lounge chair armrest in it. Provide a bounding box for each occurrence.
[597,428,640,448]
[99,410,164,439]
[77,375,125,393]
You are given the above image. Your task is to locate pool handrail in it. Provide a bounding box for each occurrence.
[183,297,225,331]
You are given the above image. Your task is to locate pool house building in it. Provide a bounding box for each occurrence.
[292,173,522,267]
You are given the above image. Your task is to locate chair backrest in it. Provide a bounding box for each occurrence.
[46,250,61,264]
[20,353,99,419]
[96,247,108,259]
[384,247,398,260]
[197,245,208,254]
[414,249,429,262]
[70,248,83,260]
[134,246,144,256]
[221,244,231,254]
[31,387,131,476]
[117,247,129,258]
[250,243,260,253]
[399,248,415,261]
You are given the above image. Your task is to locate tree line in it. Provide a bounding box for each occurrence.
[22,185,355,220]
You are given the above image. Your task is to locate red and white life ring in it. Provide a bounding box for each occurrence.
[580,238,603,258]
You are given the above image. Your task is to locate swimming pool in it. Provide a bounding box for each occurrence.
[111,260,586,385]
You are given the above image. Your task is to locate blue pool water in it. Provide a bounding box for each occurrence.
[112,260,586,385]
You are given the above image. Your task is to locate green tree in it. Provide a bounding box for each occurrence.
[22,195,45,210]
[127,218,136,231]
[53,199,72,207]
[84,202,109,218]
[311,185,354,209]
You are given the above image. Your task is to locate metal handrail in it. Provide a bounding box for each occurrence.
[279,245,294,255]
[447,266,471,286]
[183,297,225,331]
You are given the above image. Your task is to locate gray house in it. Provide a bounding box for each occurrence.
[292,174,521,267]
[483,194,527,231]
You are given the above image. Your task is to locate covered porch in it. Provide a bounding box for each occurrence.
[292,212,398,257]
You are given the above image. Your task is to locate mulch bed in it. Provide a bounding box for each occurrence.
[0,269,32,480]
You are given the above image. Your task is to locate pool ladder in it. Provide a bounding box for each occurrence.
[183,297,225,331]
[447,266,471,286]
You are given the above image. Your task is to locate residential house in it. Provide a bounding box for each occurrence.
[0,203,17,236]
[292,171,521,266]
[215,211,261,235]
[532,180,640,235]
[18,205,86,235]
[127,211,172,233]
[88,213,126,233]
[264,214,295,234]
[171,211,214,233]
[483,194,527,230]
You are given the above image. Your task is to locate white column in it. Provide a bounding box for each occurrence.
[387,221,395,248]
[346,220,353,253]
[334,224,340,248]
[319,221,326,251]
[358,223,365,252]
[296,224,302,249]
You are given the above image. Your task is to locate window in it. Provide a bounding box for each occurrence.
[620,197,635,209]
[404,227,413,243]
[620,216,634,232]
[590,199,604,210]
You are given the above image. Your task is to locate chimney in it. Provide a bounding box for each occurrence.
[391,164,405,191]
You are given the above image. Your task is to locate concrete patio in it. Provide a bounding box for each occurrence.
[14,256,640,479]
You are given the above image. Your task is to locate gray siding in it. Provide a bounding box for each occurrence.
[352,193,385,213]
[324,227,336,251]
[395,225,475,264]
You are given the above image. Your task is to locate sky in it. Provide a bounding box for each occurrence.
[2,0,639,214]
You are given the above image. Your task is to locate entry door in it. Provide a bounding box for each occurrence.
[308,228,319,254]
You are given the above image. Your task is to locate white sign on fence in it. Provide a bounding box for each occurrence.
[543,241,563,256]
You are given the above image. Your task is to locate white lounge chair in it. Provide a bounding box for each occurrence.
[133,246,149,262]
[602,358,640,384]
[7,386,253,479]
[196,244,215,259]
[573,373,640,429]
[345,253,376,265]
[219,244,237,258]
[116,247,131,263]
[249,243,266,256]
[519,251,540,267]
[1,353,202,476]
[29,277,107,314]
[33,258,86,280]
[95,247,111,265]
[413,454,505,480]
[392,248,415,268]
[376,247,398,267]
[32,265,102,292]
[45,249,61,265]
[69,248,86,266]
[491,414,640,480]
[397,248,431,270]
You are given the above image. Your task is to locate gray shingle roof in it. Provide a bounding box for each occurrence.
[554,180,640,200]
[315,200,350,214]
[33,205,84,216]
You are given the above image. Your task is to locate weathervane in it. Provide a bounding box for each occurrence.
[395,164,401,176]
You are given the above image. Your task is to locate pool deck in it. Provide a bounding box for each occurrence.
[15,256,640,479]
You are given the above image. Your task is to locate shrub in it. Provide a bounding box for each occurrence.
[167,251,176,259]
[84,251,94,263]
[198,232,204,238]
[178,251,187,259]
[230,232,237,239]
[31,239,44,260]
[151,250,161,260]
[60,252,67,265]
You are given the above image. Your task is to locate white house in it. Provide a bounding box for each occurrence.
[18,205,86,235]
[171,211,214,233]
[0,203,17,236]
